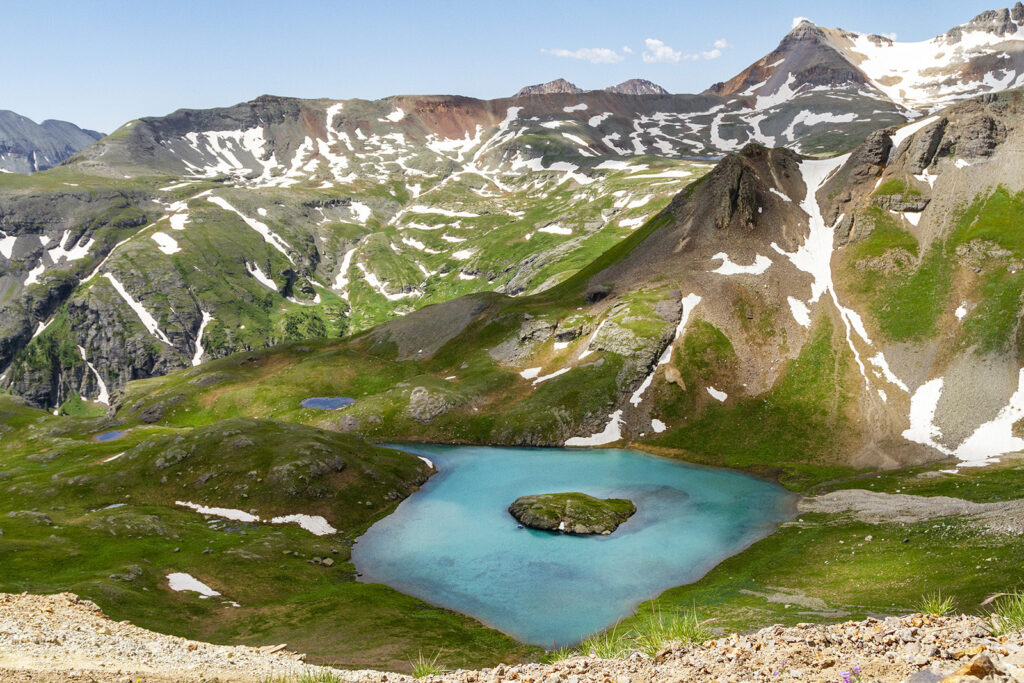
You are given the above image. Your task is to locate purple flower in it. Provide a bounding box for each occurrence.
[841,672,852,683]
[853,665,862,675]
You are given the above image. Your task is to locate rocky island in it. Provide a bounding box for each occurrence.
[508,492,636,535]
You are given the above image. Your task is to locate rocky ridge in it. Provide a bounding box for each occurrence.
[0,111,102,173]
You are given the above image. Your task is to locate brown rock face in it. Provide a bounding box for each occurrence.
[514,79,583,97]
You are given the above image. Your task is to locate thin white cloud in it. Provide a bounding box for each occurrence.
[642,38,683,63]
[622,45,634,54]
[541,47,625,64]
[643,37,730,63]
[792,16,811,28]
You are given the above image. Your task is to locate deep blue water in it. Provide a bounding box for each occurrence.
[94,430,127,442]
[300,396,355,410]
[352,444,794,648]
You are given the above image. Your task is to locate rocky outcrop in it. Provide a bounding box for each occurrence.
[405,386,457,423]
[604,79,669,96]
[872,195,931,212]
[508,492,636,535]
[514,79,583,97]
[903,118,948,173]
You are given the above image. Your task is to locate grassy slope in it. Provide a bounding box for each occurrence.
[0,398,538,671]
[838,186,1024,352]
[650,317,860,489]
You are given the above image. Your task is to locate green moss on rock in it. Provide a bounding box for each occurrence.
[508,492,636,535]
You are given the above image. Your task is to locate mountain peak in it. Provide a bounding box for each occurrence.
[604,79,669,96]
[0,110,103,173]
[514,79,583,97]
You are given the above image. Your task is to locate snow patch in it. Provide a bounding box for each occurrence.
[706,386,728,402]
[48,230,94,263]
[103,273,171,344]
[565,410,623,447]
[176,501,259,523]
[538,224,572,235]
[787,297,812,328]
[532,368,570,385]
[902,378,950,454]
[710,252,772,276]
[151,232,181,255]
[24,263,45,286]
[269,514,337,536]
[246,262,278,292]
[167,573,220,598]
[954,368,1024,466]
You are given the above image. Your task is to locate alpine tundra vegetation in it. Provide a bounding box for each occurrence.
[5,2,1024,681]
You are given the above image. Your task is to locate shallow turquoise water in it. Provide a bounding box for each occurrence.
[352,445,794,648]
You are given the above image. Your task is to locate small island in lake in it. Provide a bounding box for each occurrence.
[508,492,636,535]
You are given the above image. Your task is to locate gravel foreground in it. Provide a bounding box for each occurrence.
[3,592,1024,683]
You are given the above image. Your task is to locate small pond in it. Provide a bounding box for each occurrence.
[352,444,794,647]
[300,396,355,410]
[94,430,127,442]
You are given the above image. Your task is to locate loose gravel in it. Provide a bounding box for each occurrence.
[3,592,1024,682]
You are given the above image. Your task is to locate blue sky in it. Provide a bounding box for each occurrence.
[2,0,1005,132]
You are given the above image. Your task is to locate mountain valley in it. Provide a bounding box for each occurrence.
[4,4,1024,679]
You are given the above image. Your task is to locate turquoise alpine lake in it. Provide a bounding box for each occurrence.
[352,445,795,648]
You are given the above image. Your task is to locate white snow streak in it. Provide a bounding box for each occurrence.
[208,196,294,263]
[103,273,171,344]
[192,311,213,366]
[77,345,109,404]
[629,293,702,407]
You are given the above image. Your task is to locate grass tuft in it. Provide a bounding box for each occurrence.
[410,650,447,678]
[578,624,631,659]
[261,671,347,683]
[566,607,712,661]
[631,606,713,657]
[915,591,955,616]
[986,592,1024,636]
